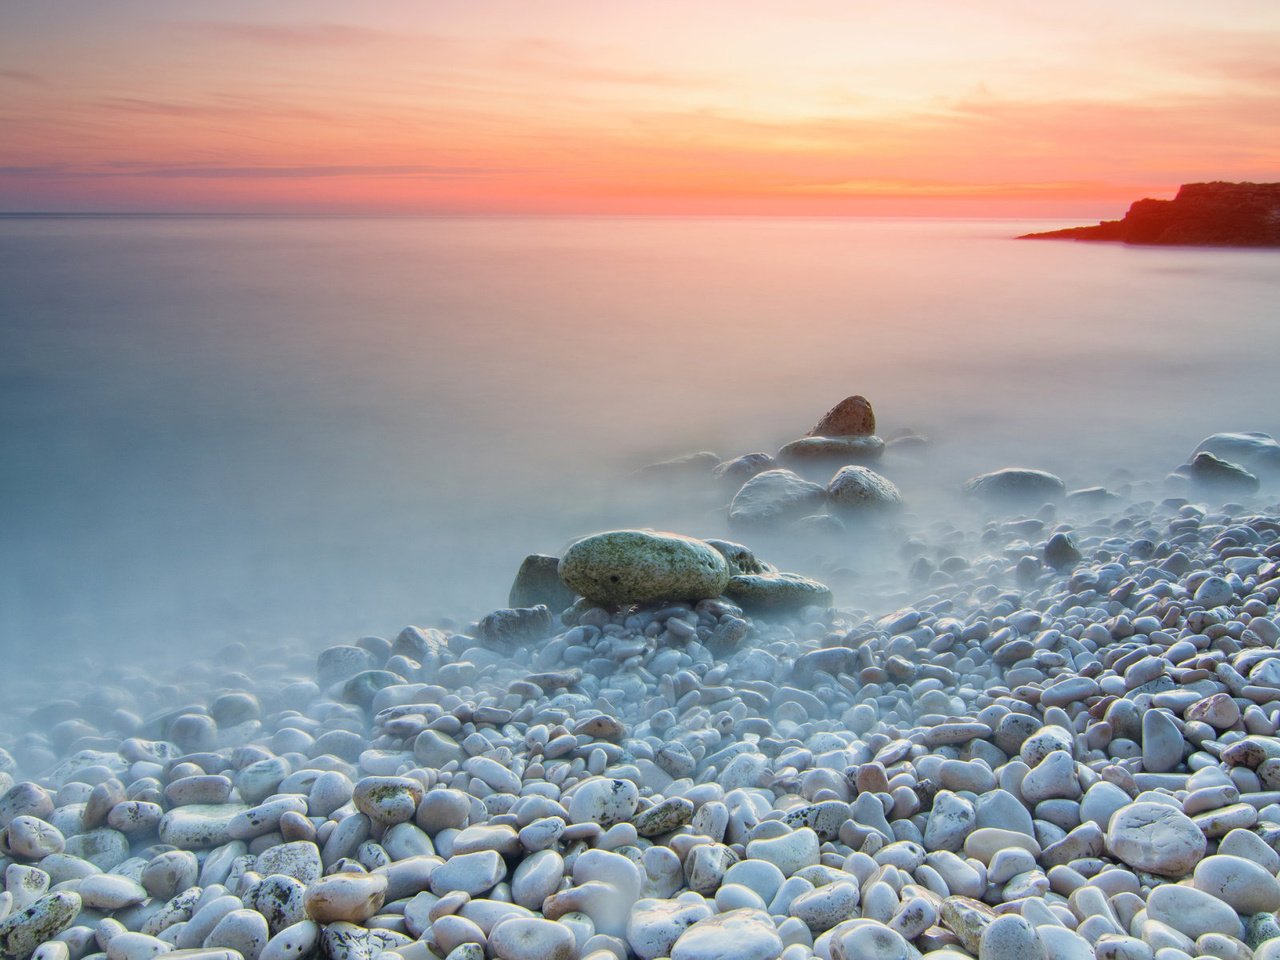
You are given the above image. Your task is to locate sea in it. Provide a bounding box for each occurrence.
[2,215,1277,662]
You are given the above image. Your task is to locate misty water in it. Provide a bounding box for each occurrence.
[2,215,1277,663]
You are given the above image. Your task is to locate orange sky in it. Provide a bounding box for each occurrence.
[3,1,1279,216]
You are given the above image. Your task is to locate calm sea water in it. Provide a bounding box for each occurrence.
[2,216,1277,658]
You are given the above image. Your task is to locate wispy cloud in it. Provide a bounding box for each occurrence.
[176,20,399,47]
[0,162,503,180]
[95,95,332,123]
[500,37,712,89]
[0,69,45,86]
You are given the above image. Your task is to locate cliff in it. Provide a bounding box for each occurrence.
[1021,181,1280,246]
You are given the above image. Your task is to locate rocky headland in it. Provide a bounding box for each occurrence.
[1021,182,1280,247]
[5,397,1280,960]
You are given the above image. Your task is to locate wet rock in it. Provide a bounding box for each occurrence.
[558,531,730,606]
[808,395,876,437]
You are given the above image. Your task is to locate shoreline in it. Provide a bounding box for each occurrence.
[3,424,1280,959]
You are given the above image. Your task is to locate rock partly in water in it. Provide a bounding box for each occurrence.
[723,573,833,614]
[1042,532,1082,569]
[777,436,884,465]
[509,555,578,612]
[964,468,1065,505]
[826,465,902,514]
[728,470,827,529]
[638,452,721,480]
[1194,432,1280,474]
[712,453,776,487]
[807,395,875,438]
[1174,451,1261,494]
[1020,181,1280,246]
[558,531,730,607]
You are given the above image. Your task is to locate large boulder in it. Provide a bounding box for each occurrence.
[807,395,875,437]
[728,470,826,529]
[558,531,730,607]
[964,468,1065,504]
[777,436,884,465]
[826,465,901,514]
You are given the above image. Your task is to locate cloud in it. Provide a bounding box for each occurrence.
[500,37,712,89]
[0,163,503,181]
[175,20,399,47]
[95,95,332,123]
[0,70,44,86]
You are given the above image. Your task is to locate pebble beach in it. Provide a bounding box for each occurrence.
[6,397,1280,960]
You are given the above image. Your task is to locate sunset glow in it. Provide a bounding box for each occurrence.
[4,0,1279,216]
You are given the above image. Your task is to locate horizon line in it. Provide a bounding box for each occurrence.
[0,210,1098,221]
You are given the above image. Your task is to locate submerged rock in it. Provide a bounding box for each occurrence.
[826,465,902,514]
[807,395,875,437]
[963,468,1065,504]
[728,469,826,529]
[777,435,884,465]
[723,573,832,614]
[638,451,721,479]
[1195,431,1280,474]
[558,530,730,607]
[509,554,578,611]
[1177,451,1261,494]
[712,453,775,487]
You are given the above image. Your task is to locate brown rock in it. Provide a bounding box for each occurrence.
[808,395,875,438]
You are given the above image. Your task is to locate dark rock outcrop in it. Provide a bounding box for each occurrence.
[1021,182,1280,247]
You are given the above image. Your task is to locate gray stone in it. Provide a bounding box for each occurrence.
[723,573,832,614]
[670,909,782,960]
[826,466,901,514]
[1106,801,1205,876]
[509,555,581,609]
[964,468,1065,504]
[476,606,555,648]
[728,470,827,529]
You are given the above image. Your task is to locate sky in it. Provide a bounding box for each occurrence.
[2,0,1278,216]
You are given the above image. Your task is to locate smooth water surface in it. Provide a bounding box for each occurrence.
[2,216,1277,657]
